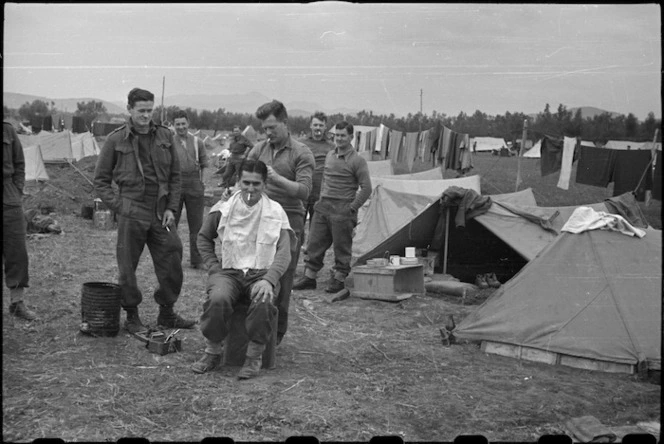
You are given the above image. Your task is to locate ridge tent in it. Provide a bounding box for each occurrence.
[352,180,616,282]
[454,226,661,374]
[242,125,258,144]
[18,130,99,162]
[470,137,508,152]
[366,159,394,177]
[23,144,49,182]
[522,139,541,158]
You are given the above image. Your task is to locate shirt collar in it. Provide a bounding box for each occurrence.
[270,134,293,152]
[334,145,356,158]
[127,119,156,138]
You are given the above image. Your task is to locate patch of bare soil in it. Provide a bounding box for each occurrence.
[2,214,660,442]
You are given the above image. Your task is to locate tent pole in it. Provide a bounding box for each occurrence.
[442,206,450,275]
[160,76,166,124]
[645,128,659,207]
[515,119,528,192]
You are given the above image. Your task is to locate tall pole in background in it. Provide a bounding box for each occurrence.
[160,76,166,125]
[515,119,528,192]
[419,89,423,132]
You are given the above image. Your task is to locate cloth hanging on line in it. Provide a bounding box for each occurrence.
[556,136,577,190]
[610,150,652,201]
[575,145,618,187]
[404,131,420,173]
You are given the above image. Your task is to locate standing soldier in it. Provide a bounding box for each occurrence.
[300,112,334,248]
[294,121,372,293]
[93,88,195,332]
[172,109,208,270]
[3,121,37,320]
[221,125,254,189]
[246,100,315,345]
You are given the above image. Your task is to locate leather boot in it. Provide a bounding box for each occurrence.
[157,305,196,329]
[9,301,37,321]
[124,308,145,333]
[238,341,265,380]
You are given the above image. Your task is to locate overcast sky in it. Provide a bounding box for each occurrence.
[3,3,661,119]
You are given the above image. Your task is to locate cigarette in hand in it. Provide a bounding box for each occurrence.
[165,226,170,232]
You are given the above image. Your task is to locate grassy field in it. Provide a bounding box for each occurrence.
[2,151,660,442]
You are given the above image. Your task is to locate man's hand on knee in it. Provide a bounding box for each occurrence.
[250,279,275,304]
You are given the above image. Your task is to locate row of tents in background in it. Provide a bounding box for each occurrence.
[18,131,100,181]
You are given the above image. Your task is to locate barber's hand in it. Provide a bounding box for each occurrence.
[250,279,275,304]
[162,209,175,228]
[266,166,279,184]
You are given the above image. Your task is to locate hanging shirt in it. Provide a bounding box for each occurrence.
[404,132,419,173]
[388,130,403,165]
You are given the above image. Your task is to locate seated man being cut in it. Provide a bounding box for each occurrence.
[192,159,293,379]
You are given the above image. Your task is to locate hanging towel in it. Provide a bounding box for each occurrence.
[557,136,577,190]
[388,130,403,165]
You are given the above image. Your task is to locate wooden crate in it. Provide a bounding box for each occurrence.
[352,264,424,302]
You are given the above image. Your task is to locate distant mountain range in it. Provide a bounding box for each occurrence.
[5,91,625,121]
[3,92,126,115]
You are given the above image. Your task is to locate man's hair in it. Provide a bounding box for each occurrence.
[256,100,288,122]
[311,111,327,123]
[127,88,155,108]
[239,159,268,182]
[335,120,354,136]
[172,109,188,121]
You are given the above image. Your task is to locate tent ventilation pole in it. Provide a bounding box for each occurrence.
[515,119,528,192]
[645,128,659,207]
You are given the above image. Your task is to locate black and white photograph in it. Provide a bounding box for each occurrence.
[3,3,661,442]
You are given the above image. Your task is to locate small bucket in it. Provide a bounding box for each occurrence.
[80,282,122,337]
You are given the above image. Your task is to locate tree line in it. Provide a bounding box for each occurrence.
[4,99,661,143]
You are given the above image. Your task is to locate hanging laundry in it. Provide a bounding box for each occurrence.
[404,131,420,173]
[540,135,565,176]
[457,134,473,174]
[439,126,453,165]
[575,145,618,187]
[380,128,390,159]
[556,136,577,190]
[42,115,53,132]
[419,130,429,162]
[388,130,403,165]
[652,150,662,200]
[374,124,387,153]
[611,150,652,201]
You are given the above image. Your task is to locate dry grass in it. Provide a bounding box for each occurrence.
[2,152,660,442]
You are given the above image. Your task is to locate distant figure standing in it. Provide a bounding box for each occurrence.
[300,112,335,245]
[172,109,209,270]
[221,125,254,188]
[246,100,315,345]
[3,122,37,320]
[294,121,372,293]
[94,88,195,333]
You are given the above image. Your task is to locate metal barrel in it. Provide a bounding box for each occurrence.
[80,282,122,337]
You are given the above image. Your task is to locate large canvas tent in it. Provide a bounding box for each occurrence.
[470,137,507,152]
[18,131,99,162]
[352,177,619,282]
[23,144,49,181]
[454,226,661,374]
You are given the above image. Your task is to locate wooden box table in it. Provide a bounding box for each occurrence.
[352,263,424,301]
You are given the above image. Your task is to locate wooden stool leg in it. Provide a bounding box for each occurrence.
[223,304,278,369]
